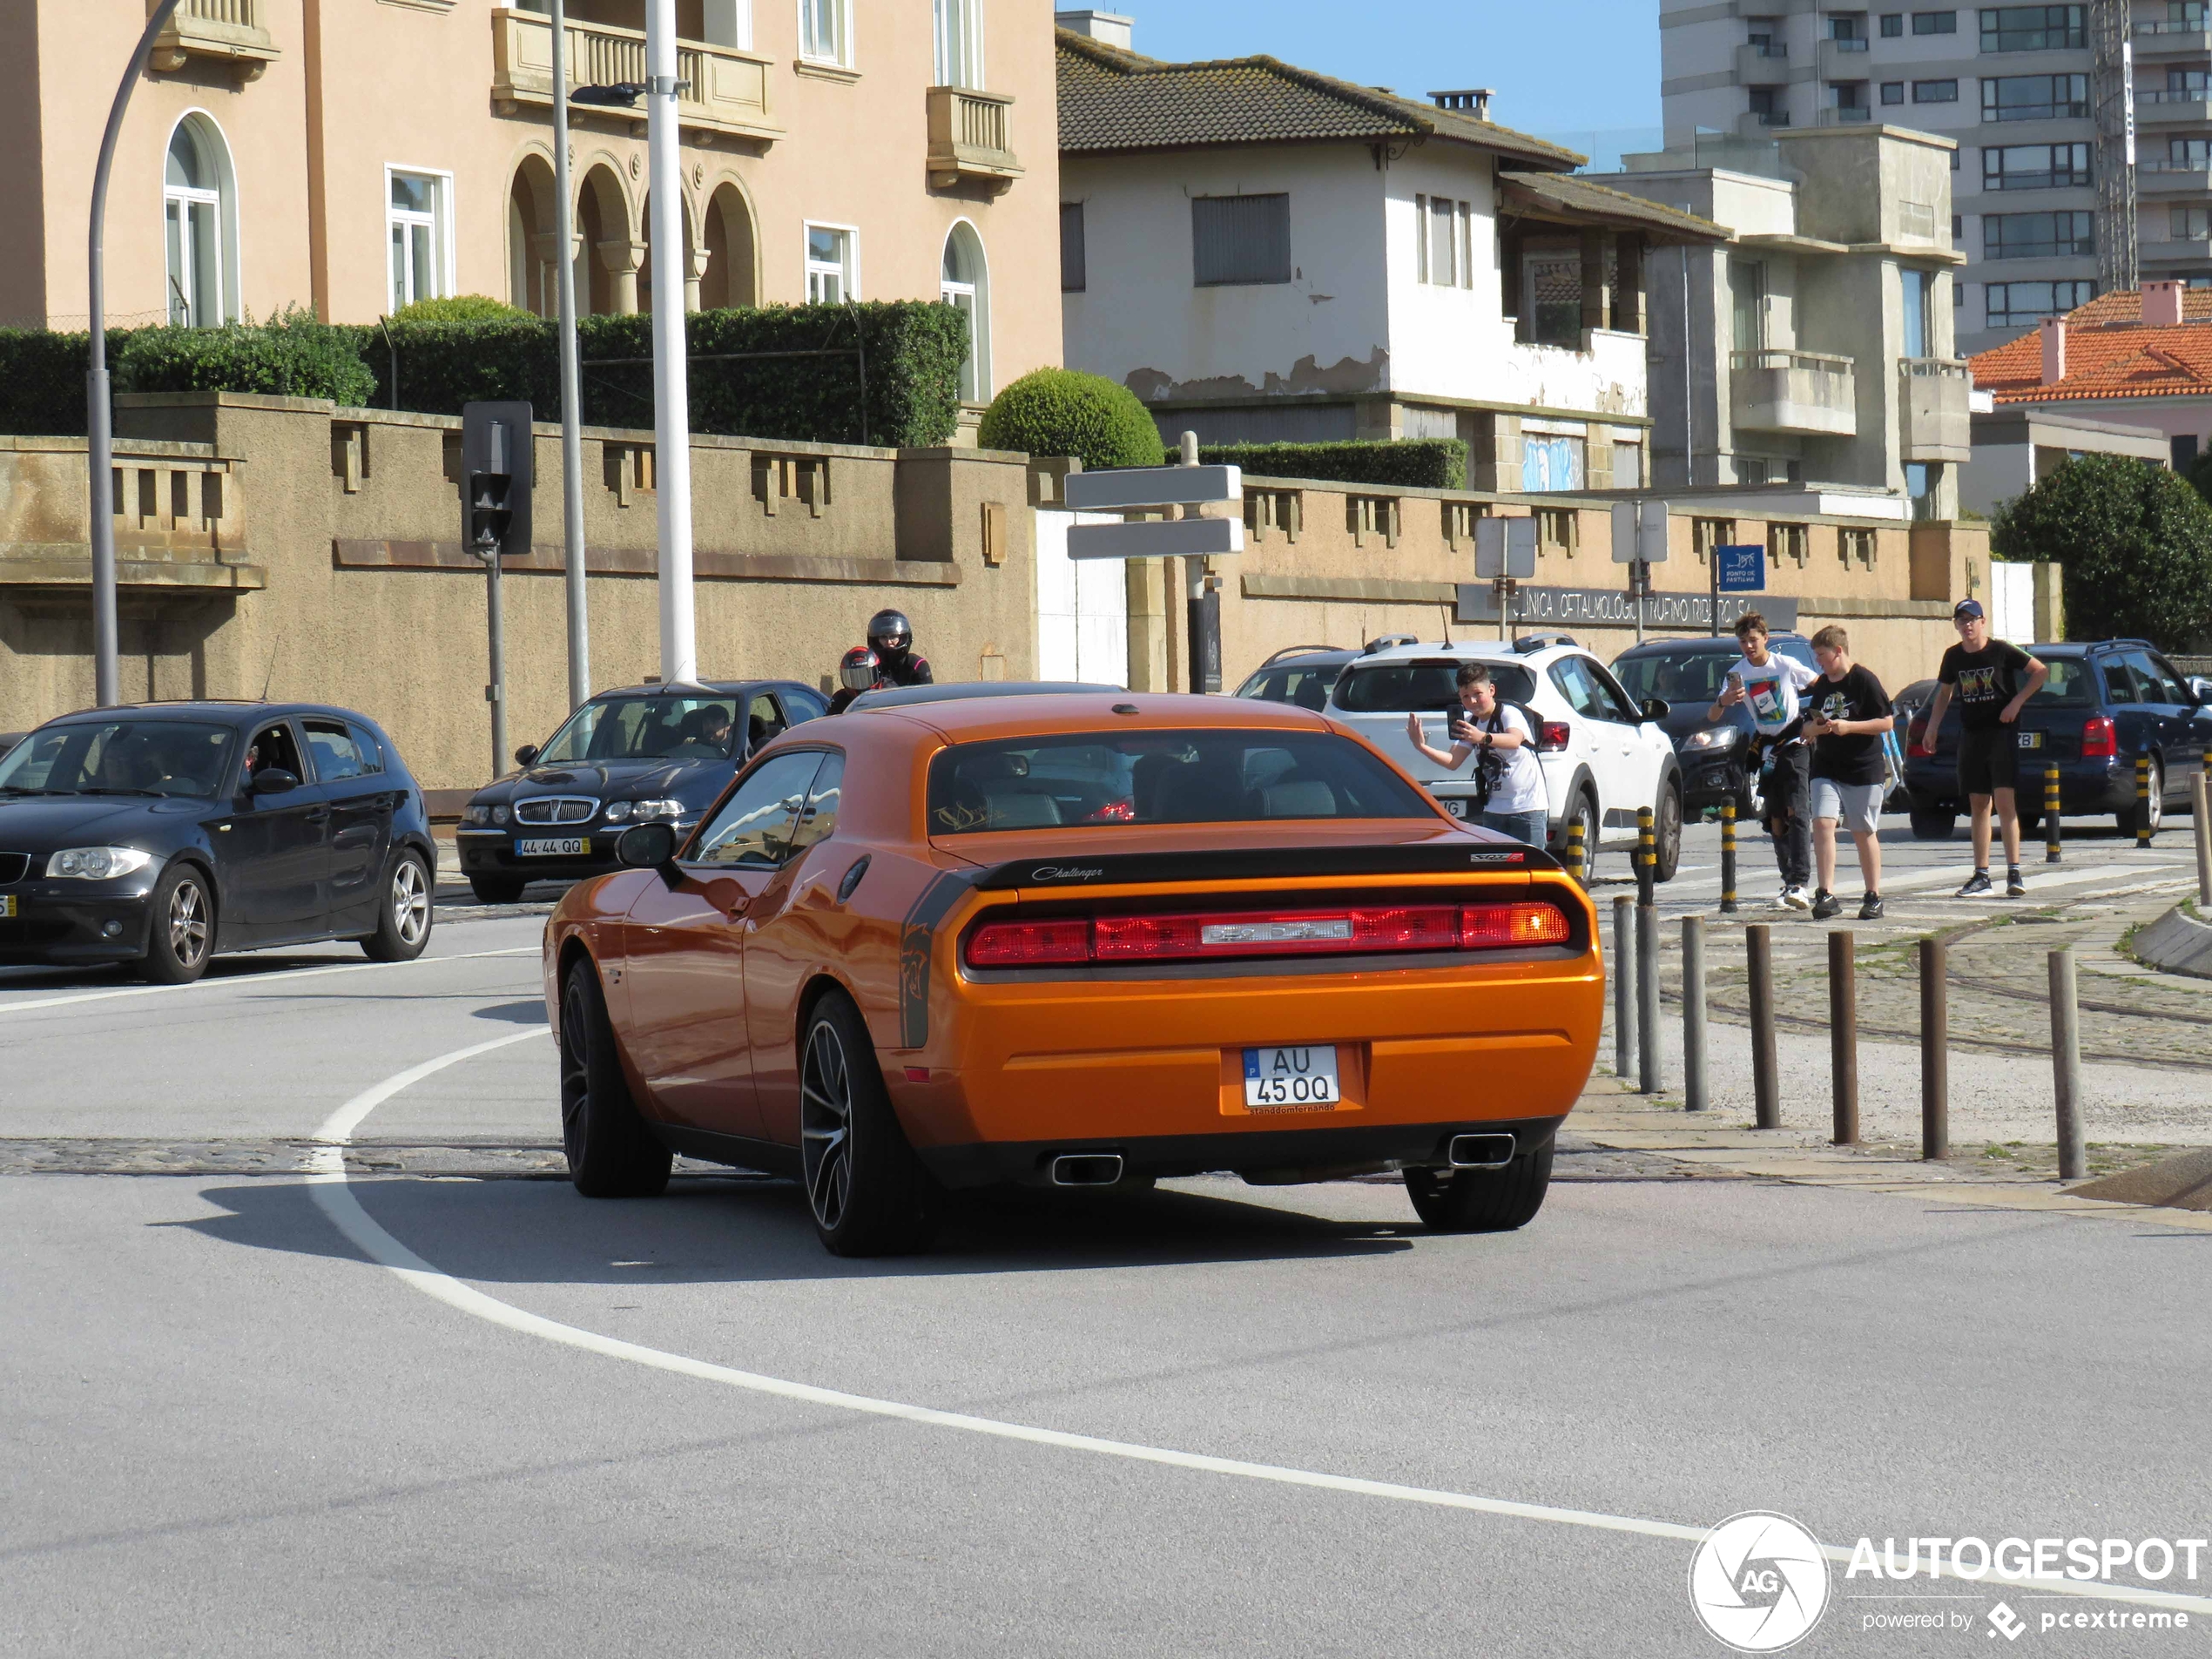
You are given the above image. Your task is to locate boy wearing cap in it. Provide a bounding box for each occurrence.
[1926,599,2047,899]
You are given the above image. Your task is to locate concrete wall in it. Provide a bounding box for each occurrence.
[0,393,1038,791]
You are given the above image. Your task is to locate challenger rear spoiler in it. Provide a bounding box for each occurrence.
[970,840,1561,892]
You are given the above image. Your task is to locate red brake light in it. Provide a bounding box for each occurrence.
[965,918,1091,966]
[1538,720,1571,752]
[1906,711,1933,757]
[2080,715,2117,759]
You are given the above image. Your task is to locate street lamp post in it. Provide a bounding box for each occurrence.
[550,0,590,709]
[644,0,698,687]
[87,0,186,710]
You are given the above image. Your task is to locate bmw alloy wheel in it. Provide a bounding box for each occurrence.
[391,857,430,947]
[168,877,209,969]
[800,1018,854,1231]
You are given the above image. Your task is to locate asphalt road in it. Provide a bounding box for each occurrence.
[4,821,2211,1656]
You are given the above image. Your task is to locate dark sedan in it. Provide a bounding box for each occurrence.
[1903,640,2211,839]
[456,679,826,903]
[1609,632,1818,815]
[0,702,436,982]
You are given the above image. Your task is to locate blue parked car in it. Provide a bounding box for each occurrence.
[456,678,826,903]
[1901,640,2212,840]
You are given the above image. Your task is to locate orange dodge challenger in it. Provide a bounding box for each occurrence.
[543,686,1603,1256]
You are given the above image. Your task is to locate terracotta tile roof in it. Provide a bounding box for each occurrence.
[1500,170,1728,243]
[1970,294,2212,403]
[1056,29,1582,170]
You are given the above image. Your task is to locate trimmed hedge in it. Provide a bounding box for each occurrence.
[977,368,1162,471]
[1170,439,1467,490]
[0,302,968,448]
[388,294,534,324]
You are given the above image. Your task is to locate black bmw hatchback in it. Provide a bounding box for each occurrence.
[455,679,826,903]
[0,702,438,982]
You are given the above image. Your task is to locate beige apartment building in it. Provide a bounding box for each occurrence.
[0,0,1060,410]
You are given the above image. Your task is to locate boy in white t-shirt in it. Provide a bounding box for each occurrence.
[1707,610,1821,910]
[1406,663,1549,847]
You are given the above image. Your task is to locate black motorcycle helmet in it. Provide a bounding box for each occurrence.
[839,646,880,692]
[867,608,914,663]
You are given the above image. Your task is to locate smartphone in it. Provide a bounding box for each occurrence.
[1725,671,1743,697]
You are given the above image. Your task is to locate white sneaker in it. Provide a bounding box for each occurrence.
[1781,885,1811,910]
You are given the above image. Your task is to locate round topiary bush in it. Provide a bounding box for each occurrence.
[388,294,535,324]
[977,368,1162,471]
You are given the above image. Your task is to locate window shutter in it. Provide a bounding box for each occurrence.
[1060,202,1087,293]
[1191,194,1292,287]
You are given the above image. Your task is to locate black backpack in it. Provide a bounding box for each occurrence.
[1460,702,1539,810]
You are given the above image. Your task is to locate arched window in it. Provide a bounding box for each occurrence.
[165,117,236,327]
[941,223,990,403]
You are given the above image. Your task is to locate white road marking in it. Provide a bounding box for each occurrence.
[302,1035,2212,1617]
[0,946,540,1018]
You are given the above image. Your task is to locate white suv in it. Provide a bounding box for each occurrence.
[1324,637,1684,881]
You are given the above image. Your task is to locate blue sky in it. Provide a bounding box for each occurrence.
[1117,0,1662,158]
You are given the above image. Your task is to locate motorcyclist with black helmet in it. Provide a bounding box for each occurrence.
[828,646,880,715]
[867,609,933,688]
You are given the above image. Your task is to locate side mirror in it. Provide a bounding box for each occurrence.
[2188,677,2212,708]
[1642,698,1670,721]
[515,745,540,769]
[617,821,679,880]
[251,768,300,796]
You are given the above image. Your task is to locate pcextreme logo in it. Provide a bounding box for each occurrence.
[1689,1512,1833,1653]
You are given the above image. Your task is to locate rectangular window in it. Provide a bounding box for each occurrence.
[2168,67,2210,94]
[1730,259,1766,350]
[1901,267,1932,358]
[1883,81,1906,103]
[1914,78,1959,100]
[700,0,753,48]
[1416,195,1473,287]
[2170,137,2212,168]
[1984,209,2094,258]
[1913,9,1958,28]
[1191,193,1291,287]
[2173,204,2212,239]
[1978,4,2086,49]
[1059,201,1086,293]
[1981,72,2089,121]
[933,0,982,88]
[1829,13,1866,39]
[1985,278,2096,327]
[1612,440,1643,489]
[386,169,451,313]
[1833,81,1869,110]
[1750,86,1783,118]
[804,223,856,302]
[1881,10,1905,31]
[799,0,851,65]
[1521,436,1586,492]
[1983,141,2093,188]
[1525,253,1584,345]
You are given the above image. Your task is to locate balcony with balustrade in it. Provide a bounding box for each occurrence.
[491,7,782,145]
[1731,348,1858,437]
[148,0,280,83]
[1898,358,1973,461]
[927,87,1022,192]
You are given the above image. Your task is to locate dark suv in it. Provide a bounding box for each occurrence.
[1902,640,2211,839]
[1609,632,1819,815]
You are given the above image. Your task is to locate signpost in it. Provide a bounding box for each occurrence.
[1474,516,1537,641]
[1063,442,1243,692]
[1610,500,1669,644]
[1713,541,1764,637]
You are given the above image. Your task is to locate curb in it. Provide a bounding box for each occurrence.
[2132,903,2212,980]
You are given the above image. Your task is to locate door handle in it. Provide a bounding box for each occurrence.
[304,806,332,824]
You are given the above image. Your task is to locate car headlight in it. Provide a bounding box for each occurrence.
[491,804,510,826]
[48,846,156,880]
[462,804,491,826]
[1683,726,1740,752]
[603,800,634,823]
[630,799,685,821]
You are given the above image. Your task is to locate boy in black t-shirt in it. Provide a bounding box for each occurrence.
[1803,625,1892,921]
[1927,598,2047,899]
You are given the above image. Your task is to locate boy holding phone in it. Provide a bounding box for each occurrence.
[1710,610,1821,909]
[1802,624,1892,921]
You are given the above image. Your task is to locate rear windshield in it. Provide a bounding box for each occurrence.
[1236,659,1345,711]
[1332,660,1538,713]
[2032,658,2098,707]
[1611,650,1735,706]
[927,730,1433,834]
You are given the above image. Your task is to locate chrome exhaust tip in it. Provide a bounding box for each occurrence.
[1447,1133,1516,1170]
[1049,1153,1125,1187]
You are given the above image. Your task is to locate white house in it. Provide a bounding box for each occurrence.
[1055,15,1726,492]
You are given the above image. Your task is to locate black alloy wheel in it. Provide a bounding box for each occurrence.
[362,852,433,961]
[1651,779,1684,882]
[558,962,671,1198]
[141,864,214,985]
[799,992,934,1258]
[1405,1141,1554,1233]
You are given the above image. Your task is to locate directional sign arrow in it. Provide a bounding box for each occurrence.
[1066,516,1245,561]
[1062,465,1242,512]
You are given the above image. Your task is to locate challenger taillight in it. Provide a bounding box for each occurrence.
[2080,715,2117,759]
[964,902,1569,969]
[1907,711,1933,758]
[1538,720,1571,753]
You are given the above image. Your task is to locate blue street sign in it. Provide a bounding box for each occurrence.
[1715,543,1765,593]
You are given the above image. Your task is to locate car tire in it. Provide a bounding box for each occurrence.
[799,990,934,1258]
[1405,1140,1554,1233]
[1560,789,1600,887]
[469,876,527,906]
[1909,806,1956,841]
[361,851,433,962]
[1651,779,1684,883]
[2120,759,2164,838]
[140,863,215,985]
[559,961,672,1199]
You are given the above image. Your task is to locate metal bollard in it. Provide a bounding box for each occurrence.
[2044,761,2061,865]
[1720,799,1739,915]
[1637,898,1663,1094]
[1919,936,1948,1161]
[1746,922,1780,1130]
[1566,817,1586,887]
[1612,895,1636,1082]
[2049,946,2086,1180]
[1829,929,1858,1146]
[2136,755,2155,847]
[1635,804,1656,903]
[1682,916,1708,1111]
[2193,772,2212,909]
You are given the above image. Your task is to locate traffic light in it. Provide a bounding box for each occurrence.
[460,401,535,562]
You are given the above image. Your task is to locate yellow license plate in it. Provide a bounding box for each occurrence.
[0,894,16,918]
